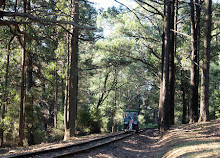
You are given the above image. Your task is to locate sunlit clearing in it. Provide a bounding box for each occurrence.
[163,143,220,158]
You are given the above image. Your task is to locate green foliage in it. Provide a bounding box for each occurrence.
[0,116,11,131]
[90,105,102,133]
[50,128,64,142]
[77,105,92,129]
[77,104,102,134]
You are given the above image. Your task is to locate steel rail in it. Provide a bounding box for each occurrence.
[52,132,133,158]
[5,131,136,158]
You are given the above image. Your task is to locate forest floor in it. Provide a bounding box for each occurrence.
[76,118,220,158]
[0,118,220,158]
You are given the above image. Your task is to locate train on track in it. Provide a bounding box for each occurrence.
[124,109,139,131]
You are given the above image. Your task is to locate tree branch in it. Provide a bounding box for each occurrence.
[212,32,220,37]
[0,11,96,30]
[135,0,164,17]
[143,43,161,60]
[125,54,159,78]
[113,0,145,28]
[122,30,160,43]
[170,29,191,38]
[97,71,111,108]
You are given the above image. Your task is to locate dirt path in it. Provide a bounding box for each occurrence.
[75,119,220,158]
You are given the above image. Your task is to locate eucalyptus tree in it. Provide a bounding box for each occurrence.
[188,0,202,123]
[158,0,173,132]
[65,0,79,139]
[64,0,98,139]
[199,0,212,122]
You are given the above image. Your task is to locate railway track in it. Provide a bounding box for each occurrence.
[5,130,140,158]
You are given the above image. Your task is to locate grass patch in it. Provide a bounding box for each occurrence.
[158,119,220,158]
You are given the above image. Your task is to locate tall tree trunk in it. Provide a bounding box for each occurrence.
[181,70,187,124]
[40,83,47,141]
[159,0,171,133]
[112,108,116,132]
[189,0,199,123]
[64,33,70,140]
[18,32,26,147]
[61,78,65,107]
[25,0,34,145]
[0,45,11,147]
[27,0,35,146]
[18,1,27,146]
[68,0,79,137]
[169,0,175,126]
[26,48,34,145]
[54,66,58,128]
[112,68,117,133]
[199,0,212,122]
[174,0,178,54]
[213,83,217,118]
[195,0,201,62]
[159,31,164,132]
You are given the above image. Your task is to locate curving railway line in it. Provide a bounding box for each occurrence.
[4,130,144,158]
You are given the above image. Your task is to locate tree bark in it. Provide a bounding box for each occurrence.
[54,66,58,128]
[26,47,35,145]
[181,70,187,124]
[64,33,70,141]
[158,31,164,132]
[189,0,199,123]
[68,0,79,137]
[25,0,34,145]
[169,0,175,126]
[112,68,117,133]
[199,0,212,122]
[18,2,27,146]
[18,32,26,146]
[159,0,171,133]
[61,78,65,108]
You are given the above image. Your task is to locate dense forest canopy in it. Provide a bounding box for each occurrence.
[0,0,219,147]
